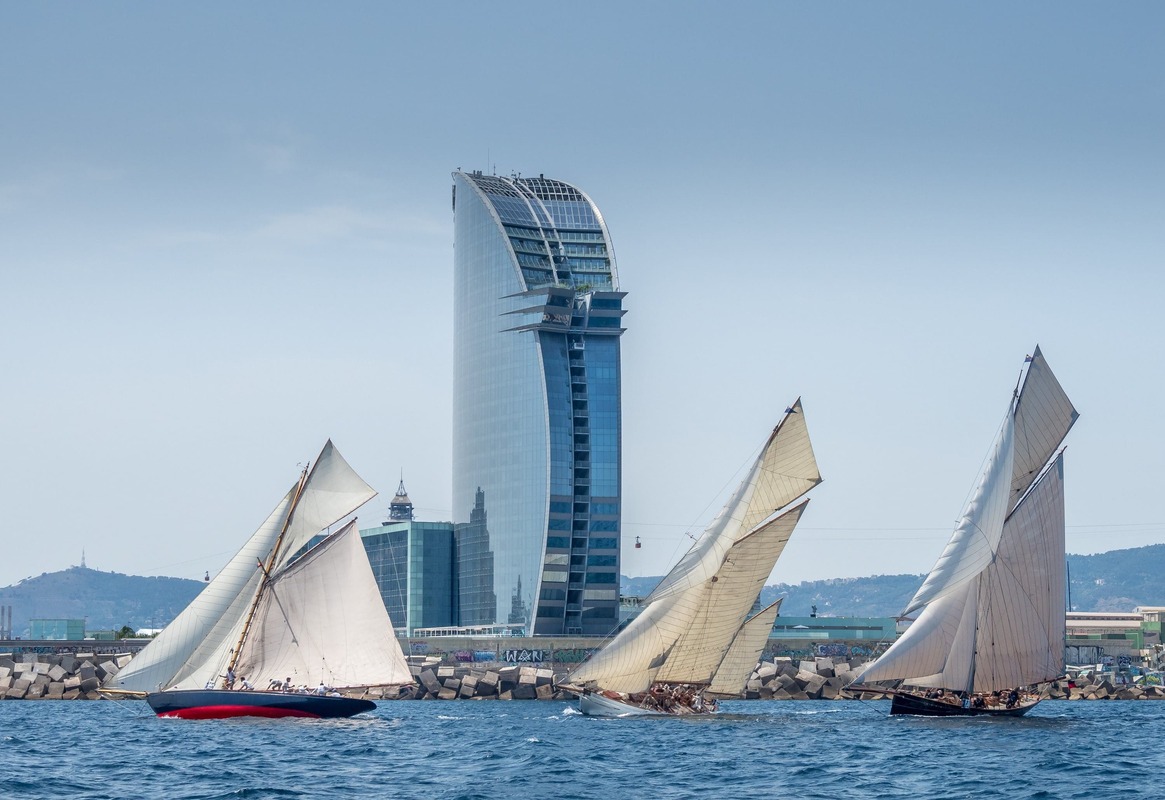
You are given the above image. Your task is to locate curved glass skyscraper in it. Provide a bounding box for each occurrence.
[452,170,625,636]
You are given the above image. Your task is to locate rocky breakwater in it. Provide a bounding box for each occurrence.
[408,657,566,701]
[0,652,132,700]
[738,656,878,700]
[1043,674,1165,701]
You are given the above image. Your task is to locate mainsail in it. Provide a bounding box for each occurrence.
[109,441,405,693]
[233,519,412,689]
[854,347,1074,693]
[568,400,820,694]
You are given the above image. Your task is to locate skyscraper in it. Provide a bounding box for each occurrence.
[452,170,625,636]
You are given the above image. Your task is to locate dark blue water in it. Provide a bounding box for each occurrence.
[2,699,1160,799]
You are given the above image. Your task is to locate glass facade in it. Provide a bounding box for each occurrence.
[360,521,456,635]
[452,170,625,636]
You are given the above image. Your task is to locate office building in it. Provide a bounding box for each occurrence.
[452,170,626,635]
[360,481,456,635]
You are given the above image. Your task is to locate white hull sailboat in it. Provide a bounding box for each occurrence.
[850,347,1077,717]
[563,400,822,716]
[104,441,414,719]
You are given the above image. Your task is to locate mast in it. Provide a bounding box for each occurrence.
[225,461,311,685]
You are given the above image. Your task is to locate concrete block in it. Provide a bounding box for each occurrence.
[535,684,554,700]
[48,665,67,682]
[512,683,537,700]
[436,688,458,700]
[419,670,441,694]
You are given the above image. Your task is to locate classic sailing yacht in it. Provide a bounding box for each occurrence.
[563,400,821,716]
[104,441,413,719]
[850,347,1077,717]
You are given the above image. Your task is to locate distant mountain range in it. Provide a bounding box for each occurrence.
[0,567,204,637]
[623,543,1165,618]
[1,544,1163,637]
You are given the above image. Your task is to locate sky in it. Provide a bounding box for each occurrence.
[1,2,1162,591]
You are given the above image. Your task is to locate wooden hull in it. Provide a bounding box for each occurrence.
[146,689,376,719]
[889,691,1038,718]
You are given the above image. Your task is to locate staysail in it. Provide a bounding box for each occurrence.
[109,441,382,693]
[853,347,1074,693]
[568,401,820,694]
[708,598,783,697]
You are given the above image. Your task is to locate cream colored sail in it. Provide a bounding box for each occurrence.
[708,598,783,698]
[234,520,412,689]
[109,441,379,693]
[968,453,1066,690]
[854,349,1072,693]
[655,503,806,685]
[647,398,820,606]
[857,456,1065,690]
[568,402,819,695]
[903,409,1016,616]
[1009,345,1078,512]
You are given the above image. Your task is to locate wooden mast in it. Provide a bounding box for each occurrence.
[223,461,311,686]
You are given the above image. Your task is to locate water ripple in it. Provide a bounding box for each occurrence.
[0,699,1158,798]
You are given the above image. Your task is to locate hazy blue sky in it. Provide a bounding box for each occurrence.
[2,2,1162,594]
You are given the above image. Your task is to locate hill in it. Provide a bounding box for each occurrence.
[0,566,204,637]
[3,543,1163,638]
[622,543,1165,617]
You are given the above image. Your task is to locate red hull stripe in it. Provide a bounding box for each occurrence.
[158,705,322,720]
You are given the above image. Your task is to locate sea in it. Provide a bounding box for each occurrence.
[2,699,1161,799]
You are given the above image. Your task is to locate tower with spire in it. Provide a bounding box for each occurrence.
[387,475,414,522]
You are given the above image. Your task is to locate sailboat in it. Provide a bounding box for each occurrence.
[562,400,821,717]
[104,440,414,719]
[849,346,1077,717]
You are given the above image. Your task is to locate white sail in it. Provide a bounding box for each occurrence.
[109,491,296,692]
[109,440,381,693]
[273,440,377,573]
[234,520,412,689]
[854,349,1072,694]
[857,456,1066,690]
[968,453,1066,690]
[903,409,1016,616]
[656,503,806,685]
[569,402,819,695]
[1009,345,1078,511]
[708,598,783,698]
